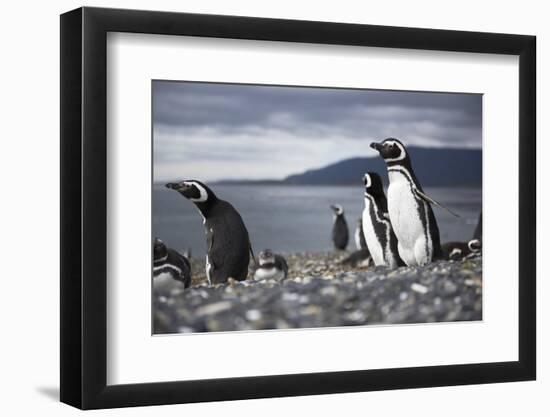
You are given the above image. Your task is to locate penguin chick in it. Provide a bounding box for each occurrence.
[253,249,288,281]
[330,204,349,250]
[441,239,482,261]
[165,180,252,284]
[153,238,192,289]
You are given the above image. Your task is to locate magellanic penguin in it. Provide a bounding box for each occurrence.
[361,172,404,269]
[355,218,368,250]
[442,239,482,261]
[153,238,192,289]
[370,138,445,266]
[165,180,252,284]
[330,204,349,250]
[253,249,289,281]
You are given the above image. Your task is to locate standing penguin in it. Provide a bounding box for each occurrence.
[354,218,368,250]
[253,249,289,281]
[165,180,252,284]
[361,172,404,268]
[330,204,349,250]
[153,238,192,289]
[370,138,444,266]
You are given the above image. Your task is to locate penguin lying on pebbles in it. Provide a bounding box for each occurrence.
[253,249,288,281]
[361,172,404,269]
[330,204,349,250]
[340,248,372,268]
[355,218,368,250]
[153,238,191,289]
[165,180,252,284]
[442,239,482,261]
[370,138,448,266]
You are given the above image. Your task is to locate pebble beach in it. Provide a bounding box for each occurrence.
[153,252,482,334]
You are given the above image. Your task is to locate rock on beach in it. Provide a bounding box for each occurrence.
[153,252,482,334]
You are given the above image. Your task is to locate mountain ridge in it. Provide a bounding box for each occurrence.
[216,146,482,187]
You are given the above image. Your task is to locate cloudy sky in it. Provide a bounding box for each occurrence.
[153,81,482,182]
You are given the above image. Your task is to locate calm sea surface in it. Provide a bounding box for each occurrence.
[153,184,482,255]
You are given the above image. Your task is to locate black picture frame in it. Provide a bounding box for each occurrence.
[60,6,536,410]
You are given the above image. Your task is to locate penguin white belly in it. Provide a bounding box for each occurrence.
[354,228,362,250]
[205,255,212,285]
[387,178,426,266]
[254,267,285,281]
[153,272,177,292]
[362,206,385,266]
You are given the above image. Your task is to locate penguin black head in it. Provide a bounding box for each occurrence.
[330,204,344,216]
[153,238,168,262]
[165,180,215,201]
[468,239,482,253]
[370,138,409,164]
[258,249,275,266]
[449,247,463,261]
[363,172,385,197]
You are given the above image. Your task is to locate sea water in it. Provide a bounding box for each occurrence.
[153,184,482,256]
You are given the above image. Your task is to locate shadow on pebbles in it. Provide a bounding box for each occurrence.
[153,252,482,334]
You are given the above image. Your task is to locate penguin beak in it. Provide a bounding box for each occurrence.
[330,205,337,212]
[165,181,187,191]
[370,142,382,151]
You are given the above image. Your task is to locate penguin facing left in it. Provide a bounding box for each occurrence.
[370,138,444,266]
[153,238,192,288]
[330,204,349,250]
[165,180,252,284]
[253,249,289,281]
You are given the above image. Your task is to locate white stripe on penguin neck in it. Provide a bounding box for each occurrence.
[450,248,462,258]
[468,239,481,252]
[383,140,406,162]
[186,181,208,202]
[364,173,371,188]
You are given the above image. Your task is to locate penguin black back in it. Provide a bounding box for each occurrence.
[330,204,349,250]
[165,180,251,284]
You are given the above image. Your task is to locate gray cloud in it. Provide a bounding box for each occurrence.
[153,81,482,181]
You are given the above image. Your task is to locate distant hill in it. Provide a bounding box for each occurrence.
[284,147,482,187]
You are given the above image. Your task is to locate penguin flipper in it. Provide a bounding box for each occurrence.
[414,189,460,218]
[249,245,257,266]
